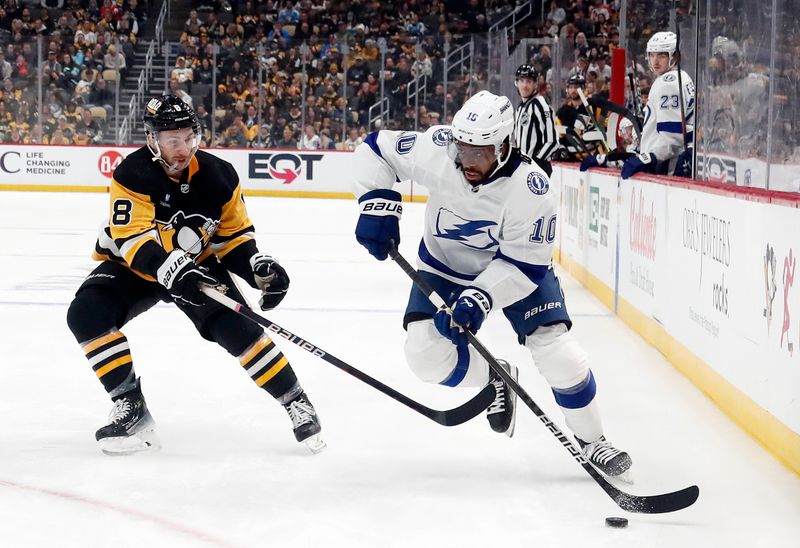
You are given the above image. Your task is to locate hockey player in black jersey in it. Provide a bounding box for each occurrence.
[66,95,324,455]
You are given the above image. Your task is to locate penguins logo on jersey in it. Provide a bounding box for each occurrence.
[434,208,498,250]
[527,173,549,195]
[159,211,218,257]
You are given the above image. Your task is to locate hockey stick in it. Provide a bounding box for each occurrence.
[199,285,496,426]
[576,88,612,152]
[388,244,699,514]
[628,61,644,126]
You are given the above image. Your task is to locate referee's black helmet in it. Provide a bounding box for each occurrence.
[515,64,538,80]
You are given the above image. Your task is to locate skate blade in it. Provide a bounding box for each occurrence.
[99,429,162,456]
[303,434,326,454]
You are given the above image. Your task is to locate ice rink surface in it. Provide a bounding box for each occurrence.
[1,192,799,548]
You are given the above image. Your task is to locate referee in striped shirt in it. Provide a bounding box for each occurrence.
[514,64,558,176]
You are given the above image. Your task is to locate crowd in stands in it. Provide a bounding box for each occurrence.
[4,0,797,168]
[162,0,518,150]
[165,0,646,151]
[0,0,147,144]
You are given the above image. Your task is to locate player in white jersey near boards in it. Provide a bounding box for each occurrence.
[350,90,632,478]
[581,31,694,178]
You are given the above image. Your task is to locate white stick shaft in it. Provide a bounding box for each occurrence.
[200,284,239,309]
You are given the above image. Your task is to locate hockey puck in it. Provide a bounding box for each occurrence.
[605,517,628,528]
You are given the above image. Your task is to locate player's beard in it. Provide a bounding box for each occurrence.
[462,165,487,184]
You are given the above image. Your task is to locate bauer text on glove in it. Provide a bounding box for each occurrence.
[157,250,220,307]
[355,189,402,261]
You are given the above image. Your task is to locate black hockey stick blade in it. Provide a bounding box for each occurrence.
[609,483,699,514]
[200,285,495,426]
[388,245,700,513]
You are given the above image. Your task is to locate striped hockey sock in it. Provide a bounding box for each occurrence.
[81,330,136,399]
[238,335,298,399]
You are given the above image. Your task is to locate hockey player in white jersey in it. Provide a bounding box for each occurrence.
[581,31,694,178]
[351,90,632,477]
[621,31,694,178]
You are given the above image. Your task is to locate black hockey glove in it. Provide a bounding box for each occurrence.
[157,250,220,307]
[251,252,290,311]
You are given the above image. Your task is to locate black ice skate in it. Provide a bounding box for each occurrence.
[284,391,325,454]
[486,360,518,437]
[578,436,633,479]
[95,380,160,456]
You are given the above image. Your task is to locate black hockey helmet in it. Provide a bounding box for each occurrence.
[515,64,538,80]
[142,95,201,174]
[143,95,200,135]
[566,73,586,87]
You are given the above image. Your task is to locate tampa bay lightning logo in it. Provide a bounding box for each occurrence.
[527,172,549,195]
[434,208,498,250]
[431,128,451,147]
[396,133,417,154]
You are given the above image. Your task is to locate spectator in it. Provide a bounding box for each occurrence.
[116,11,138,38]
[411,50,432,78]
[300,124,321,150]
[49,127,70,145]
[171,56,193,90]
[217,115,247,147]
[276,125,298,148]
[88,77,114,111]
[0,52,11,82]
[343,127,362,151]
[81,108,103,142]
[319,127,336,149]
[168,78,192,108]
[254,124,274,148]
[74,68,97,103]
[72,123,91,145]
[184,10,201,32]
[103,44,126,78]
[195,57,214,85]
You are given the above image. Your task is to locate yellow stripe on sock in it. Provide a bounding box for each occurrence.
[82,331,124,355]
[95,356,132,378]
[254,356,288,387]
[239,336,272,367]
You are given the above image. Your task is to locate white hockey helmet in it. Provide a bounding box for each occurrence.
[449,90,514,174]
[711,36,742,65]
[646,31,678,70]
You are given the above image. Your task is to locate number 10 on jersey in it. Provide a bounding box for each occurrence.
[530,215,557,244]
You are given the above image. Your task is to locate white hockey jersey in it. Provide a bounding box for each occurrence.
[352,126,557,309]
[641,68,694,166]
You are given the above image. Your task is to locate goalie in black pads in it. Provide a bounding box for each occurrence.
[66,95,324,455]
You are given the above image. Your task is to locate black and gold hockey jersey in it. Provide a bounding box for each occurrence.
[93,147,259,286]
